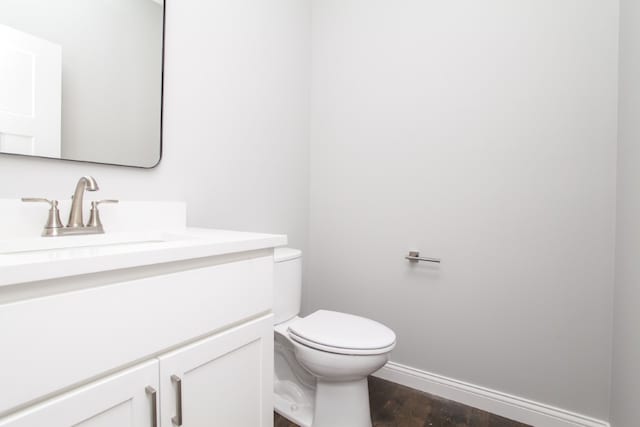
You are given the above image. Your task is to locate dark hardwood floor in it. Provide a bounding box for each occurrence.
[274,376,531,427]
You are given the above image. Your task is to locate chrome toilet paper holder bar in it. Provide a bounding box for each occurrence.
[405,251,441,264]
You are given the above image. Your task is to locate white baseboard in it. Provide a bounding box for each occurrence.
[373,362,609,427]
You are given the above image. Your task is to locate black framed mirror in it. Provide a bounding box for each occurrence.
[0,0,165,168]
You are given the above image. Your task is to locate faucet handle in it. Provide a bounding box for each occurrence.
[22,197,55,205]
[92,199,119,206]
[87,199,119,231]
[21,198,64,236]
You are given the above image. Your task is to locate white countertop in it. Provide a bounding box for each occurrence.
[0,199,287,287]
[0,228,287,287]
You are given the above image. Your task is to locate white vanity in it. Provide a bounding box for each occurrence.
[0,199,285,427]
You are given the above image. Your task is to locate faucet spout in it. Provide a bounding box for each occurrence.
[67,176,99,227]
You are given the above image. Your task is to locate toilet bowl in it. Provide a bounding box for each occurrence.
[273,248,396,427]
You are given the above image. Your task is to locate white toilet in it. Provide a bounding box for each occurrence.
[273,248,396,427]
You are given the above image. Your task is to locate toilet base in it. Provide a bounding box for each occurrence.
[274,378,314,427]
[313,378,372,427]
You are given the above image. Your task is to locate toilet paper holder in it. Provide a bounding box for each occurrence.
[405,251,441,264]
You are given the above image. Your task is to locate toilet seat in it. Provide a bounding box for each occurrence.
[287,310,396,356]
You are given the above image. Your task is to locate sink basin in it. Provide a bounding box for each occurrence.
[0,231,204,269]
[0,232,189,256]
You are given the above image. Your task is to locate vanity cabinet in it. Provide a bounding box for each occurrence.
[0,251,274,413]
[0,360,159,427]
[0,248,282,427]
[0,315,274,427]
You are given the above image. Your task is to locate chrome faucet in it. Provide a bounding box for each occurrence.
[22,176,118,237]
[68,176,99,228]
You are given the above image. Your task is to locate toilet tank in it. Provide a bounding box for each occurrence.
[273,247,302,324]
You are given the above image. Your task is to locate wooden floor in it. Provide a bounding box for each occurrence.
[274,377,531,427]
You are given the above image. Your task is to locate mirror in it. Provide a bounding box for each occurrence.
[0,0,164,168]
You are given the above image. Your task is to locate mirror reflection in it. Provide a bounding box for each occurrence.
[0,0,164,168]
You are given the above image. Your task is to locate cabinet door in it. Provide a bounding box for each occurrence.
[159,314,274,427]
[0,360,159,427]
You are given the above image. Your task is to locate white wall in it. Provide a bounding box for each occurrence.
[307,0,618,419]
[610,0,640,425]
[0,0,311,251]
[0,0,628,422]
[0,0,163,166]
